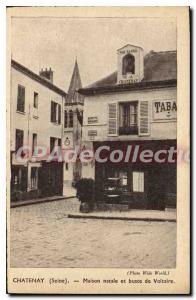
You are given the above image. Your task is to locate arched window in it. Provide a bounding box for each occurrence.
[122,54,135,75]
[69,110,73,128]
[64,111,68,128]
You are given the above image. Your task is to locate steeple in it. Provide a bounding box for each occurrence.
[67,59,84,104]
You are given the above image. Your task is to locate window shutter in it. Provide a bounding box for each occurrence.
[108,103,118,136]
[139,101,149,136]
[51,101,55,122]
[58,104,61,124]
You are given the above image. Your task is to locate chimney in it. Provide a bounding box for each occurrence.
[39,67,53,83]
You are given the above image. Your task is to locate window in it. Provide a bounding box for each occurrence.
[119,171,128,186]
[17,85,25,112]
[58,138,61,147]
[69,110,73,127]
[58,104,61,124]
[31,167,38,189]
[33,92,38,108]
[50,137,56,153]
[51,101,61,124]
[119,102,138,135]
[32,133,37,156]
[133,172,144,192]
[12,168,21,186]
[15,129,24,152]
[50,137,61,154]
[64,111,68,128]
[65,163,69,170]
[122,54,135,75]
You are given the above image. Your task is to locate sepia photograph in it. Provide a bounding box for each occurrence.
[7,6,190,294]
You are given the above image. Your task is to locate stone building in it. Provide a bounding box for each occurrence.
[63,60,84,197]
[79,44,177,210]
[10,60,66,201]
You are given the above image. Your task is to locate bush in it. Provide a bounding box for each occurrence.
[76,178,95,203]
[11,190,23,202]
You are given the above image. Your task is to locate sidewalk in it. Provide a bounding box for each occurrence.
[11,195,75,208]
[68,209,176,222]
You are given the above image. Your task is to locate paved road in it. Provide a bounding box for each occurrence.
[10,198,176,268]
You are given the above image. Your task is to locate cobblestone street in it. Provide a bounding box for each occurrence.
[10,198,176,268]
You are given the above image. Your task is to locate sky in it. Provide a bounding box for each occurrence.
[11,17,176,91]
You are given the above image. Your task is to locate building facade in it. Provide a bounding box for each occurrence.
[63,60,84,197]
[10,60,66,201]
[79,44,177,210]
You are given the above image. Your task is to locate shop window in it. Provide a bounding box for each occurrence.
[31,167,38,189]
[33,92,38,108]
[17,85,25,112]
[119,171,128,186]
[133,171,144,192]
[13,168,21,186]
[122,53,135,75]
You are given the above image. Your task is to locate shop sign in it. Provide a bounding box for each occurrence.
[88,130,97,136]
[153,100,177,120]
[119,74,139,84]
[88,117,98,124]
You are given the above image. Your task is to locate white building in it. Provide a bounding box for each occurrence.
[79,44,177,210]
[10,60,66,201]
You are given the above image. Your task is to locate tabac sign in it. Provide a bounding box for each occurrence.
[153,100,177,120]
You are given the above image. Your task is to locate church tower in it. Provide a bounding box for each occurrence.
[63,60,84,197]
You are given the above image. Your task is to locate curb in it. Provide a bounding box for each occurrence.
[11,196,76,208]
[67,214,176,223]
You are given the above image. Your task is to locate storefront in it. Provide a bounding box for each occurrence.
[38,161,63,197]
[79,44,177,211]
[94,140,176,210]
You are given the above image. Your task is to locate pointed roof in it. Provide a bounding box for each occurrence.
[67,60,84,104]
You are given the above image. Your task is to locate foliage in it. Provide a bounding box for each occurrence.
[76,178,95,203]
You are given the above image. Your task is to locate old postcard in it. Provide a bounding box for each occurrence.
[7,6,190,294]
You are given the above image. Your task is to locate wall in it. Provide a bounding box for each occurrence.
[11,67,64,163]
[82,86,177,143]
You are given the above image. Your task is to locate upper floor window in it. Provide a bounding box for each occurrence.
[64,111,68,128]
[17,85,25,112]
[51,101,61,124]
[69,110,73,128]
[119,102,138,135]
[32,133,37,156]
[50,137,61,154]
[122,54,135,75]
[108,101,149,137]
[33,92,38,108]
[15,129,24,152]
